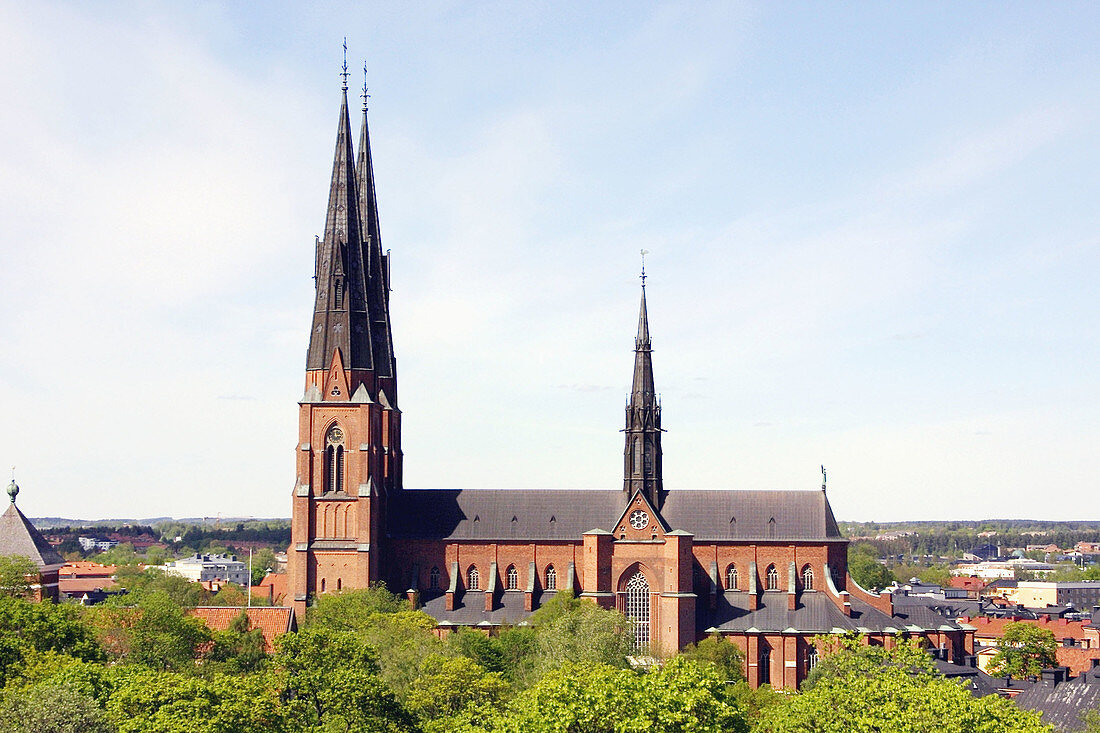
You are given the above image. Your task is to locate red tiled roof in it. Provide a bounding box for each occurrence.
[949,576,985,591]
[187,607,297,651]
[60,577,119,595]
[257,573,287,605]
[961,616,1090,641]
[60,561,117,578]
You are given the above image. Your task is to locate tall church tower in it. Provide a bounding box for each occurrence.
[288,75,401,614]
[623,277,663,507]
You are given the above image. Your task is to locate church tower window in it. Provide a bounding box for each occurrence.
[325,425,345,494]
[765,564,779,591]
[545,565,556,590]
[633,436,642,475]
[506,565,518,590]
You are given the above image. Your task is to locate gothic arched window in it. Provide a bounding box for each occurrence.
[506,565,518,590]
[545,565,557,590]
[759,646,771,684]
[467,565,480,591]
[625,571,650,651]
[765,564,779,591]
[726,564,738,590]
[802,565,814,591]
[325,425,345,494]
[633,436,642,475]
[806,645,819,672]
[429,566,440,590]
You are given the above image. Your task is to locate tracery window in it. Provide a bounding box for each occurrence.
[324,425,345,494]
[429,566,440,590]
[625,571,650,651]
[759,647,771,684]
[726,564,738,590]
[806,645,819,672]
[632,436,642,475]
[467,565,479,591]
[802,565,814,591]
[506,565,518,590]
[545,565,557,590]
[765,564,779,591]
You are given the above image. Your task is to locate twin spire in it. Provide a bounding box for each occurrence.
[306,53,396,399]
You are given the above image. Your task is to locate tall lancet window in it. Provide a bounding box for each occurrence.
[633,436,642,475]
[626,571,650,651]
[325,425,345,494]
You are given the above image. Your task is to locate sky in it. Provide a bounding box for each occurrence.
[0,2,1097,522]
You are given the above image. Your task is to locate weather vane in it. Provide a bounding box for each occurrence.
[640,249,649,287]
[340,37,349,92]
[821,464,827,491]
[362,62,370,111]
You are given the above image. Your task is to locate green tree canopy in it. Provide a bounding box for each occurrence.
[0,683,112,733]
[0,555,38,599]
[987,622,1059,680]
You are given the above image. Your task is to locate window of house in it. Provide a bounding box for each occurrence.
[506,565,518,590]
[802,565,814,591]
[766,564,779,590]
[429,566,440,590]
[545,565,556,590]
[726,564,738,590]
[467,565,479,591]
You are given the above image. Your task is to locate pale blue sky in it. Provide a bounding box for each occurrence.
[0,2,1097,521]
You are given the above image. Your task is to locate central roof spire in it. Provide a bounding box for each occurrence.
[623,257,663,507]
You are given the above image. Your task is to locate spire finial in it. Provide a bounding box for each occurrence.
[341,37,350,92]
[639,249,649,288]
[821,464,827,491]
[7,466,18,504]
[361,62,370,112]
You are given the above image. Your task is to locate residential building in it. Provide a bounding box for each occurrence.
[158,554,248,585]
[1005,582,1100,610]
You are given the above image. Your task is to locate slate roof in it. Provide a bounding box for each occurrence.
[1014,668,1100,732]
[419,589,542,627]
[699,591,966,635]
[0,502,63,569]
[387,488,843,542]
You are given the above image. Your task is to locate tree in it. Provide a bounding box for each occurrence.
[0,596,104,686]
[126,592,211,671]
[0,683,112,733]
[251,548,278,586]
[527,590,633,673]
[405,654,509,729]
[0,555,38,599]
[207,610,267,673]
[483,658,749,733]
[677,634,745,683]
[272,627,415,732]
[987,622,1059,680]
[758,635,1050,733]
[105,667,286,733]
[758,660,1049,732]
[847,546,895,591]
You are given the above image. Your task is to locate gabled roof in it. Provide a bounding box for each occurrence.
[387,488,845,542]
[187,606,297,652]
[1014,669,1100,732]
[0,502,63,569]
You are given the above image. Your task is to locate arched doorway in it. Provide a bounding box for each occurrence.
[625,571,650,651]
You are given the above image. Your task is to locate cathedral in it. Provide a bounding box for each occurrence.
[286,79,974,689]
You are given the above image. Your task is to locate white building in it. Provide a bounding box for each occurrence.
[157,554,248,585]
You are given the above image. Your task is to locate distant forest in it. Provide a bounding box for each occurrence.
[840,520,1100,559]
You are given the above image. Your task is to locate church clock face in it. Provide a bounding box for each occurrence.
[629,509,649,530]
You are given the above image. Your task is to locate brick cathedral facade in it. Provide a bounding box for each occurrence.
[287,83,973,689]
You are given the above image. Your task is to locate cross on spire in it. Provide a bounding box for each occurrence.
[362,62,370,111]
[640,249,649,288]
[340,37,349,91]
